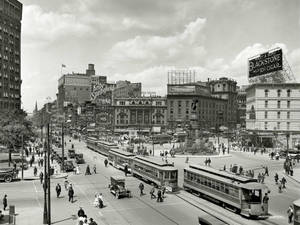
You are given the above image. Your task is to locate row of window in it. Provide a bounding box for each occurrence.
[184,171,239,199]
[264,122,290,130]
[264,100,290,108]
[264,89,291,97]
[265,111,290,119]
[118,101,163,106]
[170,100,225,109]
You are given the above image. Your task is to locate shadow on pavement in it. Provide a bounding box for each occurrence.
[52,215,77,224]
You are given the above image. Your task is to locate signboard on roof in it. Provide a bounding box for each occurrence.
[248,48,283,78]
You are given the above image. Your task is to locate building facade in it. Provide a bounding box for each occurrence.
[237,85,247,128]
[167,83,227,132]
[208,77,238,129]
[0,0,22,110]
[113,80,141,98]
[113,96,167,134]
[246,83,300,132]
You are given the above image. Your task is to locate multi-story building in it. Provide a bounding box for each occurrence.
[167,82,227,132]
[246,83,300,147]
[113,80,141,98]
[0,0,22,110]
[208,77,238,129]
[113,96,167,134]
[237,85,247,128]
[57,64,99,112]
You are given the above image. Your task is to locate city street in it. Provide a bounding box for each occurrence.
[1,137,298,225]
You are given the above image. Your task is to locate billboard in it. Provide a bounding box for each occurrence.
[168,85,196,94]
[248,48,283,78]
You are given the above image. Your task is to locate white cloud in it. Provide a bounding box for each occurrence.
[106,18,207,71]
[22,5,94,46]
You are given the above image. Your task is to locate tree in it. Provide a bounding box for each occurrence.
[0,109,36,165]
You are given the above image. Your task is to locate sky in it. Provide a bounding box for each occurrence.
[20,0,300,112]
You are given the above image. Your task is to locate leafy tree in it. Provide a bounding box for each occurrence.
[0,109,36,165]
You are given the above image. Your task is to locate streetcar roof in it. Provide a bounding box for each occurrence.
[97,141,117,146]
[109,149,135,157]
[134,156,177,171]
[239,182,268,190]
[293,199,300,206]
[187,164,257,184]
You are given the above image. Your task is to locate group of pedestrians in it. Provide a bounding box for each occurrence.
[77,207,98,225]
[139,182,166,203]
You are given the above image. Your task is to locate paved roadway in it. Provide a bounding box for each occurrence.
[1,137,299,225]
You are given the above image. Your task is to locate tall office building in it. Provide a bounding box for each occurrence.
[0,0,22,110]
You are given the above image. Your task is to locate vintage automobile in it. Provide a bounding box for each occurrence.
[0,168,19,182]
[109,176,131,199]
[68,149,76,158]
[75,153,85,164]
[64,160,75,172]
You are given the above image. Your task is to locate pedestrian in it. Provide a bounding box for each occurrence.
[76,165,80,175]
[89,218,98,225]
[139,182,144,196]
[262,193,269,213]
[223,165,226,171]
[287,205,294,223]
[77,207,85,218]
[124,164,128,177]
[265,166,269,176]
[34,166,38,176]
[56,183,61,198]
[207,158,211,166]
[150,186,156,199]
[290,168,294,176]
[281,177,287,188]
[68,184,74,203]
[261,174,265,183]
[157,189,163,202]
[98,193,104,208]
[13,161,17,171]
[162,186,166,198]
[2,195,7,211]
[104,158,108,167]
[40,158,44,167]
[93,165,97,174]
[257,173,261,183]
[278,182,282,193]
[64,178,69,191]
[185,157,189,164]
[274,173,279,184]
[39,171,44,184]
[85,165,91,175]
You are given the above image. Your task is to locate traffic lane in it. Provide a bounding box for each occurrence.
[67,138,215,225]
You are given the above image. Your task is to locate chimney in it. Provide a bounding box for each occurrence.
[86,64,95,76]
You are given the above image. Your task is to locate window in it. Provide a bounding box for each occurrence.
[287,89,291,97]
[287,111,290,119]
[178,108,181,114]
[277,111,280,119]
[277,101,280,108]
[264,111,268,119]
[264,89,269,97]
[170,101,173,107]
[265,101,268,108]
[287,101,290,108]
[277,122,280,130]
[277,89,281,97]
[264,122,268,130]
[186,101,189,107]
[178,101,182,107]
[287,122,290,130]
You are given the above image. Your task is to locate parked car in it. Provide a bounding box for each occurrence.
[75,153,85,164]
[68,149,76,158]
[64,160,75,172]
[109,176,131,199]
[0,168,19,182]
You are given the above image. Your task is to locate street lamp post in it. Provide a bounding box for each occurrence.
[21,134,24,180]
[286,132,290,159]
[43,133,48,224]
[47,123,51,225]
[61,122,64,172]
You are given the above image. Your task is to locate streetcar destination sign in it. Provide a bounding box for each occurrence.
[248,48,283,78]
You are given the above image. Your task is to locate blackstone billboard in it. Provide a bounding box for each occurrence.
[248,48,283,78]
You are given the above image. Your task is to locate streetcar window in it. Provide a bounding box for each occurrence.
[215,182,220,191]
[207,179,211,187]
[224,185,229,194]
[165,171,170,179]
[211,180,215,189]
[170,171,177,180]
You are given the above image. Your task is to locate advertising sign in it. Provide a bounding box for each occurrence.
[249,49,283,78]
[168,85,196,94]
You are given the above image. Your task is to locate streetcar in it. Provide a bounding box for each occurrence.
[183,164,269,217]
[108,148,136,171]
[86,137,98,150]
[96,141,118,156]
[132,156,178,192]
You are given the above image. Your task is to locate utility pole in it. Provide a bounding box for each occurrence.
[43,128,48,224]
[47,123,51,225]
[21,134,24,180]
[286,132,290,159]
[61,122,64,172]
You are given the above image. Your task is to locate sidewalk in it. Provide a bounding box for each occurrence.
[21,154,68,181]
[282,167,300,184]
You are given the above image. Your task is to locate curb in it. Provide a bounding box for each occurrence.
[281,171,300,184]
[22,173,69,181]
[173,154,232,158]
